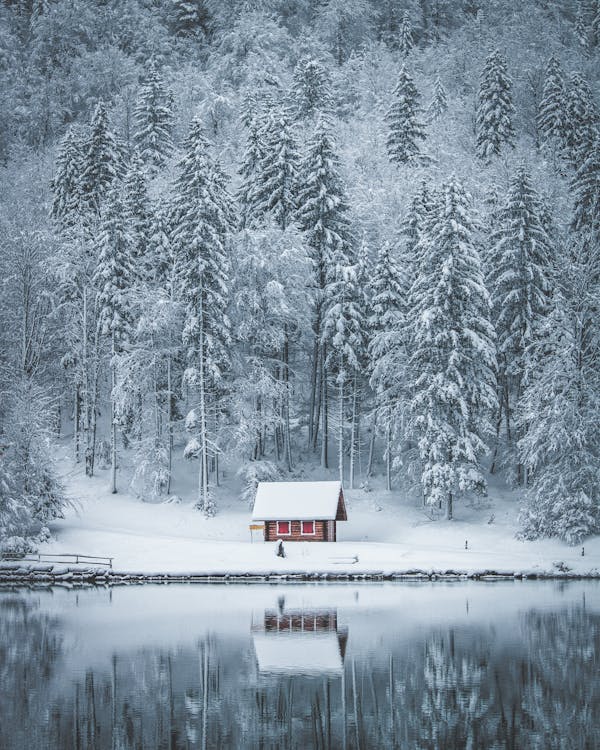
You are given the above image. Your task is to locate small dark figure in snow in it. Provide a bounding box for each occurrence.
[276,539,285,558]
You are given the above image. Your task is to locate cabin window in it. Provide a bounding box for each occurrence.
[301,520,315,535]
[277,521,291,535]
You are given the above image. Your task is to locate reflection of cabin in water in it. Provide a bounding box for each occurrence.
[252,609,348,675]
[252,481,348,542]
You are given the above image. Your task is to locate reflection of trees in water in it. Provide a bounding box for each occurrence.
[0,594,63,750]
[520,608,600,749]
[3,595,600,749]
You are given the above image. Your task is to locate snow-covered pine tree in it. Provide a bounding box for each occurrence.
[80,100,121,217]
[237,112,267,229]
[368,241,406,490]
[297,117,353,465]
[385,65,426,165]
[253,108,300,231]
[574,2,589,49]
[571,136,600,233]
[322,247,364,485]
[123,150,152,282]
[537,55,565,151]
[487,166,554,482]
[93,186,135,494]
[172,0,211,38]
[133,61,174,171]
[398,12,414,57]
[171,116,233,515]
[291,58,333,121]
[426,76,448,122]
[519,244,600,544]
[409,177,497,519]
[50,124,86,230]
[562,72,599,167]
[475,49,515,161]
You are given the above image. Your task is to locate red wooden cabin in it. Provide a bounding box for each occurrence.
[251,481,347,542]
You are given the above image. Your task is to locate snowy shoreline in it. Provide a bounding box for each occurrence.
[2,563,600,586]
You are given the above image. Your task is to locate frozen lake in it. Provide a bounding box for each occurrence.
[2,581,599,749]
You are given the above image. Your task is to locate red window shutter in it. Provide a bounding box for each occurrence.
[277,521,290,535]
[301,521,315,535]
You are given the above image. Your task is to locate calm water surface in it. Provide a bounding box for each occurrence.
[1,581,599,749]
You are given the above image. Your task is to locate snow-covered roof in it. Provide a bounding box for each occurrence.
[253,632,344,674]
[251,481,345,521]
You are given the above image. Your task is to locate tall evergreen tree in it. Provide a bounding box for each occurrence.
[123,150,152,281]
[537,55,565,150]
[297,118,352,466]
[385,66,426,165]
[172,116,233,514]
[476,49,515,161]
[133,61,174,171]
[50,124,86,230]
[368,241,406,490]
[322,251,365,485]
[253,108,300,231]
[398,12,414,57]
[571,137,600,233]
[291,58,333,121]
[487,166,554,481]
[409,177,497,519]
[519,241,600,544]
[237,112,267,229]
[93,187,135,494]
[427,76,448,122]
[562,72,598,167]
[80,101,121,217]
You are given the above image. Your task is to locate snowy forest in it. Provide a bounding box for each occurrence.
[1,0,600,550]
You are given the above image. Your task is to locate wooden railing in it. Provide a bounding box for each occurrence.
[1,552,113,569]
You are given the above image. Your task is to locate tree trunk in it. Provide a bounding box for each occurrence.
[166,354,173,495]
[349,376,358,489]
[446,491,453,520]
[338,372,344,485]
[320,349,328,468]
[110,330,117,494]
[282,329,293,471]
[74,384,81,463]
[308,323,321,448]
[367,412,376,478]
[198,309,209,510]
[386,416,392,492]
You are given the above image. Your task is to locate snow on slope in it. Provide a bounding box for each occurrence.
[36,441,600,577]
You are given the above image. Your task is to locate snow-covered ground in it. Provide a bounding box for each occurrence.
[32,441,600,577]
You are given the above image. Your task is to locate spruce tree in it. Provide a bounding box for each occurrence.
[368,241,406,490]
[398,12,414,57]
[171,116,233,514]
[80,101,121,217]
[133,61,174,171]
[322,248,364,485]
[291,58,333,121]
[237,112,267,229]
[123,150,152,281]
[537,56,565,150]
[426,76,448,122]
[385,66,426,165]
[571,137,600,233]
[297,118,352,464]
[409,177,497,519]
[476,49,515,161]
[487,166,554,481]
[519,243,600,545]
[563,72,598,167]
[93,187,135,494]
[253,108,300,231]
[51,124,86,230]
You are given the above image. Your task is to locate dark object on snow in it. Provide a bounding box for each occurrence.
[582,547,585,557]
[465,539,468,550]
[276,540,285,558]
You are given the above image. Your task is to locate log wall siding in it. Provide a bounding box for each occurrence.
[264,520,334,542]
